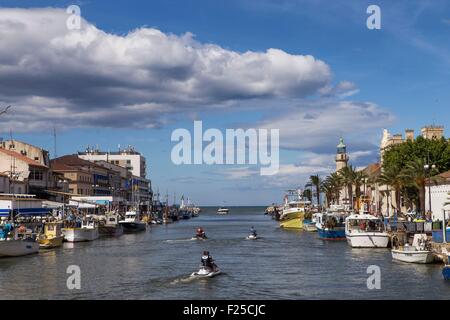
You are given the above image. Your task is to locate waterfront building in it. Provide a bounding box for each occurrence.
[426,170,450,221]
[77,146,152,211]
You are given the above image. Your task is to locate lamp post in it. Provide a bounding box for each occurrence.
[424,163,436,218]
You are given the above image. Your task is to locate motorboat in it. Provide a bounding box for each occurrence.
[391,234,435,264]
[191,266,222,278]
[119,210,147,233]
[98,213,124,237]
[302,220,317,232]
[345,213,389,248]
[191,235,207,241]
[0,225,39,257]
[316,212,346,240]
[62,218,100,242]
[38,221,64,248]
[217,207,229,215]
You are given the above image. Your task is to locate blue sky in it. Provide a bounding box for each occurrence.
[0,0,449,205]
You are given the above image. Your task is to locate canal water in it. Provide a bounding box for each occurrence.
[0,207,449,299]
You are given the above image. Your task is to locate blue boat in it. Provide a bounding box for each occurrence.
[443,256,450,280]
[316,212,346,240]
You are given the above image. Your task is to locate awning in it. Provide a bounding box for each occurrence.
[0,209,10,217]
[14,207,50,216]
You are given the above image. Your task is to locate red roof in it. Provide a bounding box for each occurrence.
[0,148,48,168]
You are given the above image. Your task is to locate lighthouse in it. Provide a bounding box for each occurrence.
[335,137,348,172]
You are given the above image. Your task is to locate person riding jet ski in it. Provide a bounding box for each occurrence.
[250,226,257,237]
[195,227,207,239]
[201,251,217,271]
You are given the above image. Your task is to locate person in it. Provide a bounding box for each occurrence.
[250,226,257,237]
[201,251,216,271]
[196,227,206,239]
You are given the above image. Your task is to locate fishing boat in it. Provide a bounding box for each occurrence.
[98,213,124,237]
[345,213,389,248]
[119,210,147,232]
[38,221,64,248]
[0,225,40,257]
[62,217,99,242]
[391,234,435,264]
[279,189,310,229]
[302,220,317,232]
[316,212,346,240]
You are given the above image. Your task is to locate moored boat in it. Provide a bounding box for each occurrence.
[38,221,64,248]
[119,210,147,232]
[316,212,346,240]
[98,213,124,237]
[391,234,435,264]
[279,189,310,230]
[302,220,317,232]
[62,218,99,242]
[443,256,450,280]
[345,213,389,248]
[0,225,39,257]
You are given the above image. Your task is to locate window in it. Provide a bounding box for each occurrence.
[30,169,43,180]
[126,160,131,164]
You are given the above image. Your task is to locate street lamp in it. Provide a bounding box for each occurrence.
[424,163,436,217]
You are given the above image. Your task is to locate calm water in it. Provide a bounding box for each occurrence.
[0,207,449,300]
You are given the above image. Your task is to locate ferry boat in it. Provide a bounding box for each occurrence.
[391,234,435,264]
[345,213,389,248]
[316,211,346,240]
[119,210,147,232]
[38,221,64,248]
[279,189,310,230]
[62,217,99,242]
[98,213,124,237]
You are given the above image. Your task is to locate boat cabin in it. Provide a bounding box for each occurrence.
[346,214,385,233]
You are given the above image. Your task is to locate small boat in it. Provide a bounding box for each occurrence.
[316,212,346,240]
[217,207,229,215]
[391,234,435,264]
[0,225,39,257]
[99,213,124,237]
[302,220,317,232]
[38,221,64,248]
[62,218,99,242]
[345,213,389,248]
[443,256,450,280]
[119,210,147,232]
[191,235,207,241]
[191,266,222,278]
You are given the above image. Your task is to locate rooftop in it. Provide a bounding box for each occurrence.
[0,148,47,168]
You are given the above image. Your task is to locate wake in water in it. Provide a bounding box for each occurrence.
[165,238,197,243]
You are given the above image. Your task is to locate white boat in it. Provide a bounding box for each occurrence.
[99,213,124,237]
[217,207,229,215]
[391,234,435,264]
[345,214,389,248]
[0,226,39,257]
[246,234,259,240]
[119,210,147,232]
[191,266,222,278]
[62,219,99,242]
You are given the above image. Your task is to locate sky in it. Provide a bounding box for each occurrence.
[0,0,449,205]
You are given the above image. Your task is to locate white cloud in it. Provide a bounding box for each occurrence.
[0,7,335,132]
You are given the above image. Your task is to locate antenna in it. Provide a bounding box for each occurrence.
[53,126,57,158]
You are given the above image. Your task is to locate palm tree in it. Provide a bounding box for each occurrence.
[339,166,357,209]
[309,174,321,209]
[401,158,438,214]
[320,181,334,208]
[323,172,343,205]
[378,165,404,216]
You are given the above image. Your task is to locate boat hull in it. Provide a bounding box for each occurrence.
[120,222,146,233]
[62,228,99,242]
[38,236,64,249]
[317,227,346,240]
[443,266,450,280]
[391,249,435,264]
[346,233,389,248]
[99,225,124,237]
[0,239,39,257]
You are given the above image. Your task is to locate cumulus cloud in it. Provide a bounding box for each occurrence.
[0,7,334,132]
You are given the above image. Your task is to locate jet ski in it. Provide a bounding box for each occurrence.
[191,234,207,240]
[246,234,258,240]
[191,266,221,278]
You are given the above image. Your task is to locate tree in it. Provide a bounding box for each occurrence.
[378,165,404,215]
[309,174,321,209]
[323,172,343,206]
[303,188,312,202]
[339,165,357,209]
